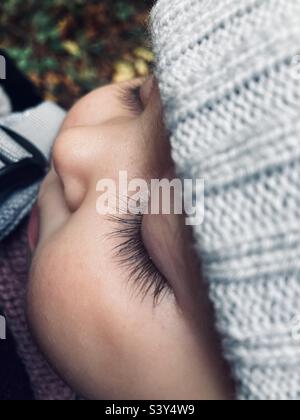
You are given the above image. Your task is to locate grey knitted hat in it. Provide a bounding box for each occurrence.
[151,0,300,400]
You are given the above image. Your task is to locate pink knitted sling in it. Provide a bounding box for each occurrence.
[0,221,75,400]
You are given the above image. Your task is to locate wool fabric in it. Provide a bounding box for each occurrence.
[151,0,300,400]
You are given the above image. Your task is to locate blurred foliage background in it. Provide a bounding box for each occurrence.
[0,0,154,108]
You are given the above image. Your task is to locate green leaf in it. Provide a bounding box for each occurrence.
[114,1,135,21]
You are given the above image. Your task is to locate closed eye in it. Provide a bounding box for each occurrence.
[107,214,172,306]
[118,84,144,115]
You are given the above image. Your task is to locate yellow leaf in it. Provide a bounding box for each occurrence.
[63,41,81,57]
[113,61,135,83]
[134,47,154,63]
[134,59,149,77]
[58,18,69,33]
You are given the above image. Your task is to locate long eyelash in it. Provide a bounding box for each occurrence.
[107,214,171,306]
[118,85,144,115]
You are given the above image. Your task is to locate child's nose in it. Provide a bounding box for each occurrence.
[51,119,137,212]
[52,125,105,212]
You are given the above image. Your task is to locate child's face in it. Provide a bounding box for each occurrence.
[27,78,230,399]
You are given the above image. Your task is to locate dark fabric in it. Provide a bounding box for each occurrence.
[0,50,41,400]
[0,49,42,112]
[0,317,34,400]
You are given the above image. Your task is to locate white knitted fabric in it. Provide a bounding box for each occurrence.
[151,0,300,400]
[0,102,66,241]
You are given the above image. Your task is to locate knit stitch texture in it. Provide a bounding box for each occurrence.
[151,0,300,400]
[0,222,75,400]
[0,88,73,399]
